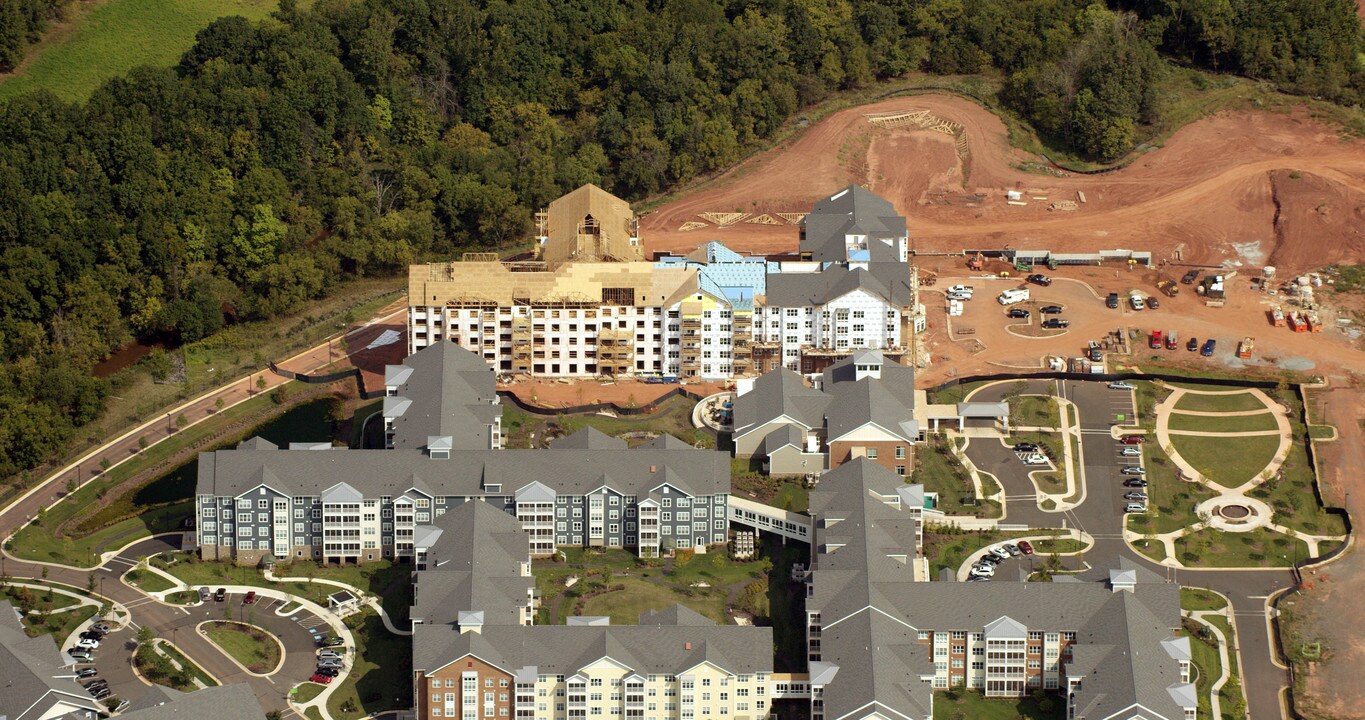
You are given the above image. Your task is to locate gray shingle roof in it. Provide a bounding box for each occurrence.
[385,341,502,450]
[800,185,906,263]
[0,602,104,720]
[551,427,626,450]
[413,609,773,676]
[765,265,915,307]
[198,441,729,500]
[733,369,829,438]
[412,501,533,627]
[120,684,263,720]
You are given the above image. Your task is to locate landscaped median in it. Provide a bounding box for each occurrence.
[201,620,284,675]
[1180,587,1248,720]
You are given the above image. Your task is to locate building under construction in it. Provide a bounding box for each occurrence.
[408,184,926,379]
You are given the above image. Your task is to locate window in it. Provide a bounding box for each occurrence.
[866,448,878,459]
[895,446,906,459]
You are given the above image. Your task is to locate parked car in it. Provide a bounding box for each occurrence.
[214,588,227,602]
[1040,305,1064,314]
[1013,442,1039,453]
[1088,341,1103,362]
[242,591,257,605]
[1041,318,1070,329]
[318,650,345,660]
[315,667,341,677]
[198,587,211,602]
[1120,435,1146,445]
[90,688,110,700]
[1124,478,1149,488]
[990,546,1011,560]
[68,649,93,661]
[309,674,334,685]
[1121,466,1146,476]
[1201,339,1217,357]
[947,284,974,294]
[1022,454,1048,465]
[79,631,103,641]
[317,635,344,647]
[1130,294,1146,311]
[1004,544,1022,557]
[1106,292,1120,309]
[1120,447,1142,457]
[76,668,99,679]
[1147,297,1160,309]
[1027,274,1053,286]
[1124,503,1148,513]
[970,565,996,578]
[1124,491,1149,501]
[1006,308,1030,319]
[1017,541,1034,555]
[1182,269,1201,284]
[1107,381,1135,390]
[90,623,111,634]
[75,638,100,650]
[967,575,991,582]
[1187,337,1199,352]
[947,292,973,301]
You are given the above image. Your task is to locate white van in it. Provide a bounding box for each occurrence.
[998,288,1030,305]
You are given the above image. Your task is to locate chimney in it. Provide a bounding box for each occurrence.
[685,642,693,651]
[650,465,657,473]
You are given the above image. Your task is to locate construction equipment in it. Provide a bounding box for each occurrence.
[1015,260,1030,273]
[1269,307,1285,327]
[967,252,985,271]
[1237,337,1255,359]
[1156,279,1179,297]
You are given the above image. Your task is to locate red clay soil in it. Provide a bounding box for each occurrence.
[641,94,1365,276]
[1287,383,1365,719]
[501,378,728,410]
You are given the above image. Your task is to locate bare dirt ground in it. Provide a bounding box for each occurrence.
[1289,381,1365,719]
[641,94,1365,275]
[501,378,727,409]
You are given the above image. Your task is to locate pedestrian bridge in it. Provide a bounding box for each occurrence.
[728,496,811,543]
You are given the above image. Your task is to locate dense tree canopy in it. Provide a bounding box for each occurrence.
[0,0,1360,476]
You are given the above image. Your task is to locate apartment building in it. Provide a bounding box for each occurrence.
[0,601,105,720]
[407,184,926,380]
[411,499,537,629]
[384,339,503,451]
[732,350,920,475]
[804,461,1196,720]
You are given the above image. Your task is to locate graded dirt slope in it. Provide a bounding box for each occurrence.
[641,94,1365,275]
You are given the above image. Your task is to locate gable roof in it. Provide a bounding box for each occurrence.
[541,184,642,264]
[412,500,533,628]
[120,683,263,720]
[733,369,829,438]
[0,601,104,720]
[551,427,627,450]
[384,341,502,451]
[801,186,906,263]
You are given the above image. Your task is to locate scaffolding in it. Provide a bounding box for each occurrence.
[596,327,635,374]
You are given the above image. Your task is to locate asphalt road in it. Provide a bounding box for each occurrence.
[966,378,1294,719]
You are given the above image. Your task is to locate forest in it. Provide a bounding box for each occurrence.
[0,0,1361,477]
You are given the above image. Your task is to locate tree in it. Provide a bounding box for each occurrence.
[175,413,187,429]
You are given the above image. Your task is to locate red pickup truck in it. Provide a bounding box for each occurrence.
[1149,330,1163,349]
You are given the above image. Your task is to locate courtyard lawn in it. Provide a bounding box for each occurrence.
[913,437,983,515]
[931,689,1064,720]
[581,577,728,624]
[204,621,281,674]
[25,605,97,646]
[1011,395,1061,429]
[1181,587,1228,612]
[327,611,412,720]
[293,683,326,704]
[1167,411,1280,433]
[1247,409,1347,537]
[1026,537,1087,555]
[124,568,176,593]
[1168,433,1281,488]
[502,395,711,449]
[1172,391,1270,413]
[1174,527,1311,568]
[1124,442,1218,536]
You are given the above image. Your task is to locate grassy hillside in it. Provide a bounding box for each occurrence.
[0,0,289,102]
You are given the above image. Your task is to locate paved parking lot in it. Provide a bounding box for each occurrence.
[961,378,1297,719]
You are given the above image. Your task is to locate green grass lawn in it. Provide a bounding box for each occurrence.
[581,576,728,624]
[164,556,413,624]
[1131,538,1168,563]
[1181,587,1228,612]
[503,395,712,449]
[1174,527,1310,568]
[24,605,97,647]
[1203,614,1247,719]
[1172,391,1270,413]
[157,641,217,688]
[327,611,412,720]
[913,437,982,515]
[1125,441,1218,536]
[163,590,199,605]
[1011,395,1061,429]
[1169,432,1281,488]
[124,568,176,593]
[204,621,281,673]
[1247,408,1347,537]
[0,0,294,102]
[1184,624,1221,720]
[927,380,991,405]
[1167,411,1280,433]
[932,689,1064,719]
[1026,537,1087,554]
[293,683,326,703]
